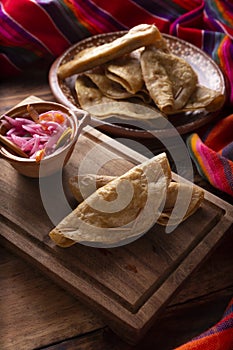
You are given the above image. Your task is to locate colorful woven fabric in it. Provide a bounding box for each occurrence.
[187,114,233,197]
[0,0,233,104]
[175,298,233,350]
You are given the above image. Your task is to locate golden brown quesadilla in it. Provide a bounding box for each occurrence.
[140,45,198,113]
[105,52,144,94]
[85,66,133,100]
[58,24,164,79]
[49,153,171,246]
[157,181,204,225]
[69,174,204,226]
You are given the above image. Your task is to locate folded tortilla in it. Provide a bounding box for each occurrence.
[157,181,204,226]
[58,24,163,79]
[75,75,112,108]
[140,45,198,113]
[84,64,152,103]
[166,85,225,114]
[49,153,171,247]
[85,66,133,100]
[105,52,144,94]
[69,175,204,226]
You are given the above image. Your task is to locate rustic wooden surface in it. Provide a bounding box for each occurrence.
[1,69,233,350]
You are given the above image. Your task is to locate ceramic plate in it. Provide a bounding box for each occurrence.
[49,32,226,139]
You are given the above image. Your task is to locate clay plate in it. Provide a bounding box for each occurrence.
[49,32,226,139]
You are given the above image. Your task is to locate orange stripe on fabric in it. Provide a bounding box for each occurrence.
[215,0,233,27]
[63,0,94,33]
[175,328,233,350]
[190,134,211,181]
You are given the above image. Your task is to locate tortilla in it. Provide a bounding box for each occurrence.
[69,174,116,203]
[105,52,144,94]
[49,153,171,246]
[85,100,166,121]
[69,175,204,226]
[75,74,165,121]
[58,24,164,79]
[75,75,112,108]
[158,182,204,226]
[85,67,133,100]
[167,85,225,114]
[140,45,198,113]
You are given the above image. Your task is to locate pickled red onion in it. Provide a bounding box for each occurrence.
[3,110,71,160]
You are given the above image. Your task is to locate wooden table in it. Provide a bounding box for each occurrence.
[1,69,233,350]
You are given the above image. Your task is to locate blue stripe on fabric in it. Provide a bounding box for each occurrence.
[205,31,224,64]
[221,156,233,192]
[204,4,225,33]
[205,0,233,28]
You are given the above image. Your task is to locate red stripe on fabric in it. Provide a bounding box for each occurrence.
[175,328,233,349]
[218,37,233,104]
[204,114,233,152]
[2,0,70,56]
[217,20,233,38]
[201,143,233,195]
[172,0,202,12]
[92,0,169,31]
[176,26,203,48]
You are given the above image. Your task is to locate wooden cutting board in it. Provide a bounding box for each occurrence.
[1,97,233,344]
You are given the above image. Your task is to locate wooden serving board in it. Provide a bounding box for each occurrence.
[1,97,233,344]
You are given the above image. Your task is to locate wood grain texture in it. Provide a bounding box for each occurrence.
[0,244,104,350]
[1,74,233,350]
[1,233,233,350]
[1,96,233,344]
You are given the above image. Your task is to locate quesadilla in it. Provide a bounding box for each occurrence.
[140,45,198,113]
[75,75,112,108]
[167,85,225,114]
[85,66,133,100]
[49,153,171,247]
[105,52,144,94]
[157,181,204,225]
[69,174,204,226]
[58,24,164,79]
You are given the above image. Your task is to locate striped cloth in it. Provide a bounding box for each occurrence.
[187,114,233,197]
[0,0,233,105]
[1,2,232,348]
[175,298,233,350]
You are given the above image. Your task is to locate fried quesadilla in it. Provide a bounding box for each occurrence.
[75,75,112,108]
[85,66,133,100]
[69,174,204,226]
[49,153,171,247]
[75,74,165,121]
[58,24,164,79]
[57,23,224,128]
[140,45,198,113]
[157,181,204,226]
[169,85,225,114]
[105,52,144,94]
